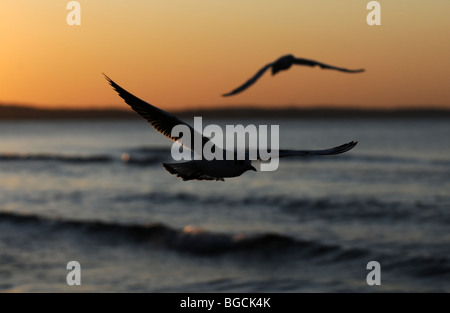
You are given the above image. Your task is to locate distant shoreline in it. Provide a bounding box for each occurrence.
[0,104,449,120]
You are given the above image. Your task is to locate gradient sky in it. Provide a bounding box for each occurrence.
[1,1,449,110]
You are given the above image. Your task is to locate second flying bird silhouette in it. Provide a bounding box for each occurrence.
[104,74,357,181]
[223,54,365,97]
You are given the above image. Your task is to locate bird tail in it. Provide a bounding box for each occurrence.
[162,162,223,181]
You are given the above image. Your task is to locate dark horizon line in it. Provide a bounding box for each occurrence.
[0,103,449,120]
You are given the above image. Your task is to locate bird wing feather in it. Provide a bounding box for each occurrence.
[222,62,273,97]
[278,141,358,158]
[292,57,365,73]
[104,74,212,154]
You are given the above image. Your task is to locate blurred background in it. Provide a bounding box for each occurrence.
[0,1,449,292]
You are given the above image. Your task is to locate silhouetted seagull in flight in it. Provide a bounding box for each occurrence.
[104,74,357,181]
[223,54,365,97]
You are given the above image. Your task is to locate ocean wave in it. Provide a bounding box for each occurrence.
[0,148,171,166]
[282,153,450,168]
[123,146,450,167]
[281,197,450,224]
[120,146,171,165]
[0,211,365,259]
[2,211,449,278]
[1,147,448,168]
[113,192,450,224]
[0,152,112,164]
[349,154,450,168]
[125,146,170,154]
[120,154,163,165]
[0,152,165,166]
[383,254,450,278]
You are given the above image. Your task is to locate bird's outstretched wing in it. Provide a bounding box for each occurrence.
[278,141,357,158]
[244,141,357,160]
[104,74,212,154]
[222,63,273,97]
[293,58,365,73]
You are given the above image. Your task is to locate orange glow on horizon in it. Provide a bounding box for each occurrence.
[1,1,449,111]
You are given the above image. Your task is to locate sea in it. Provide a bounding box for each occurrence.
[0,117,449,292]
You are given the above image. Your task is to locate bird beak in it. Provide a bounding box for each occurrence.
[250,165,257,172]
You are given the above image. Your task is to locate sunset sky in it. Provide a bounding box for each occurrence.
[1,1,449,110]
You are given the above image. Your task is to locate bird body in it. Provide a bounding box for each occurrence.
[271,54,296,75]
[163,159,256,181]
